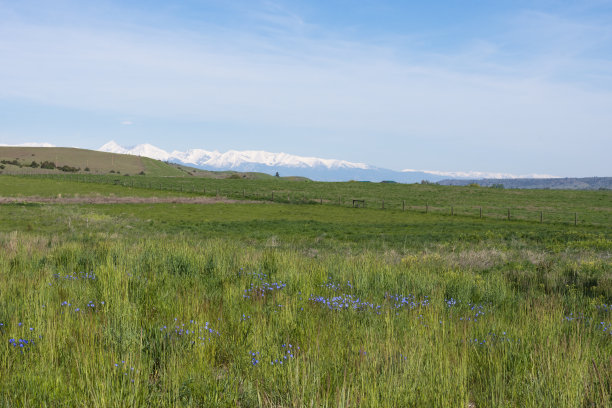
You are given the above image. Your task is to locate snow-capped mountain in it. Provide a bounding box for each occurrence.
[402,169,559,180]
[99,140,440,182]
[98,141,556,182]
[99,141,370,171]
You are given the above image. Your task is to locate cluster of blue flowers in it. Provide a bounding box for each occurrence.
[53,271,97,281]
[8,337,36,352]
[309,293,382,312]
[113,360,138,383]
[309,278,382,312]
[60,300,105,313]
[563,310,611,338]
[459,304,486,322]
[386,293,430,312]
[243,281,287,299]
[249,351,260,365]
[3,322,39,353]
[446,298,459,308]
[159,318,221,345]
[597,321,611,336]
[322,278,353,291]
[270,344,298,365]
[445,298,488,322]
[564,312,586,322]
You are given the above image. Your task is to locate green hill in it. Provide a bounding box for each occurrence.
[0,147,311,180]
[0,146,187,177]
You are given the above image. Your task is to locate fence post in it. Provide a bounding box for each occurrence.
[382,199,384,210]
[402,200,405,211]
[540,211,543,223]
[479,207,482,218]
[320,198,323,205]
[271,191,274,201]
[426,202,428,214]
[451,206,453,216]
[574,212,577,226]
[507,208,510,220]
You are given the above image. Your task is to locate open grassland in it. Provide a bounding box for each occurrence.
[0,176,197,199]
[3,174,612,226]
[0,189,611,406]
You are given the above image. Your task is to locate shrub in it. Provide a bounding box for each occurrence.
[1,159,20,166]
[57,165,80,173]
[40,161,56,169]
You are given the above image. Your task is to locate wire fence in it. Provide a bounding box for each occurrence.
[2,173,611,227]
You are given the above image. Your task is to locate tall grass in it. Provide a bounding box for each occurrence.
[0,232,609,407]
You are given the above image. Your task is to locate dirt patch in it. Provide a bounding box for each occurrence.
[0,196,261,205]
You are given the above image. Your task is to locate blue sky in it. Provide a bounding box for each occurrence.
[1,0,611,176]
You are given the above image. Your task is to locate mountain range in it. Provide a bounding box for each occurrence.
[98,141,556,183]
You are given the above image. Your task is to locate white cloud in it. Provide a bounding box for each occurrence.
[0,2,611,174]
[121,120,133,125]
[0,142,55,147]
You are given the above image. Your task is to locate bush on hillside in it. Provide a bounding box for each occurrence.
[57,165,80,173]
[1,159,21,166]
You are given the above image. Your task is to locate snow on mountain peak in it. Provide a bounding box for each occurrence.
[402,169,559,179]
[97,141,370,170]
[99,140,128,154]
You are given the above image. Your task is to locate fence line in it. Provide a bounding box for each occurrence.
[2,173,609,227]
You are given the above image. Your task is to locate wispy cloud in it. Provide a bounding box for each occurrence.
[0,1,611,174]
[0,142,55,147]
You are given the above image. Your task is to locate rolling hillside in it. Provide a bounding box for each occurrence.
[0,146,311,180]
[0,146,189,177]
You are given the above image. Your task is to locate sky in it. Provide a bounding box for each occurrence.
[1,0,611,176]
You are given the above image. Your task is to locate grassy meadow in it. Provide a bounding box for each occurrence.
[5,173,612,225]
[0,175,610,407]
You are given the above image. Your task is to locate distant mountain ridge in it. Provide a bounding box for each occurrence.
[99,141,448,182]
[100,141,370,171]
[439,177,612,190]
[105,141,560,183]
[2,141,586,184]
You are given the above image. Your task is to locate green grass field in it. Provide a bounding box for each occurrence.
[4,174,612,225]
[0,176,610,407]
